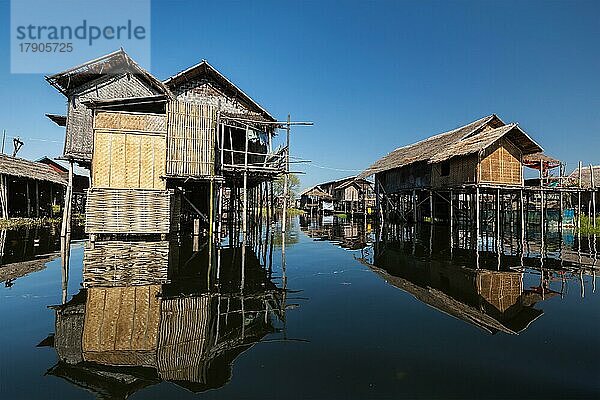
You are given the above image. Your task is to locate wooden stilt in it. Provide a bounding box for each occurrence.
[475,187,480,249]
[35,180,39,218]
[60,161,74,237]
[281,114,291,234]
[412,189,417,223]
[429,190,433,224]
[26,180,31,217]
[591,165,596,228]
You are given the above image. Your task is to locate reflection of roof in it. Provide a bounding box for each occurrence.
[0,254,57,282]
[368,264,543,335]
[360,115,543,178]
[0,154,67,185]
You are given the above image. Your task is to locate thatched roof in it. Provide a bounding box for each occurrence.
[568,165,600,188]
[46,49,171,96]
[359,115,543,178]
[0,154,67,185]
[164,60,275,122]
[523,152,560,169]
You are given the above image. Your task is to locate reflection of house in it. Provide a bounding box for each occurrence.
[0,154,67,218]
[370,242,551,334]
[300,176,374,214]
[46,243,285,398]
[299,216,370,250]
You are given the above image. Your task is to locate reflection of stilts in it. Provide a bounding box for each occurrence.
[60,234,71,304]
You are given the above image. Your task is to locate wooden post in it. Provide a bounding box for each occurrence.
[496,189,500,244]
[412,189,417,223]
[242,126,250,237]
[591,165,596,228]
[26,180,31,217]
[0,174,7,219]
[429,190,433,224]
[519,189,525,252]
[578,190,582,231]
[35,180,39,218]
[61,160,74,237]
[559,190,564,229]
[475,187,480,248]
[449,189,454,252]
[281,114,290,234]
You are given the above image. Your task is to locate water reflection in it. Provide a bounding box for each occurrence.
[45,236,289,398]
[300,214,598,335]
[0,225,84,288]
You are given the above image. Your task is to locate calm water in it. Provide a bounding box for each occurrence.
[0,218,599,399]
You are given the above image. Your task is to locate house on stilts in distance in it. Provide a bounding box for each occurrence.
[360,114,600,230]
[46,49,297,239]
[299,176,375,215]
[0,154,68,219]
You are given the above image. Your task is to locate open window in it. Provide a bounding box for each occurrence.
[440,161,450,177]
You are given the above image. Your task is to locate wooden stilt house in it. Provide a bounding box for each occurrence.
[47,50,289,237]
[0,154,67,218]
[361,115,542,191]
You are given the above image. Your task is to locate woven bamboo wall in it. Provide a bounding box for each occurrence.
[479,138,523,185]
[82,285,160,367]
[65,74,159,162]
[157,295,211,382]
[85,188,180,234]
[83,240,171,287]
[431,155,478,187]
[166,101,217,177]
[92,111,167,190]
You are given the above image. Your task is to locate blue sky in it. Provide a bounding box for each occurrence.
[0,0,599,189]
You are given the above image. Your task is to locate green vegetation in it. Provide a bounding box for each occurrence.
[578,215,600,235]
[336,213,348,219]
[286,207,305,216]
[274,173,301,202]
[0,217,61,229]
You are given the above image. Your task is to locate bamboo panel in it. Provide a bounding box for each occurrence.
[479,139,522,185]
[166,101,217,177]
[85,188,179,234]
[92,129,166,190]
[94,111,167,133]
[157,295,211,382]
[83,240,171,287]
[83,285,160,367]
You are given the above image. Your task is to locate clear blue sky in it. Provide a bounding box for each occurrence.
[0,0,599,189]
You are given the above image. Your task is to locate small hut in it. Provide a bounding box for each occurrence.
[0,154,67,218]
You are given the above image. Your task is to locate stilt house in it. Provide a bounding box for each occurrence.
[360,115,542,191]
[0,154,67,218]
[46,50,288,237]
